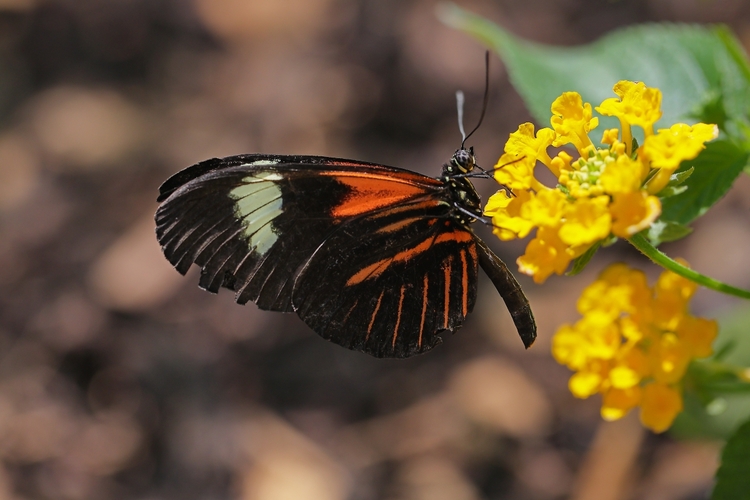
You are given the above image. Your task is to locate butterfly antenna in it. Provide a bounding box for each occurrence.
[456,90,467,143]
[482,155,526,175]
[461,50,490,149]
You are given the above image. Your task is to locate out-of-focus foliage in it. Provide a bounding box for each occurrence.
[713,418,750,500]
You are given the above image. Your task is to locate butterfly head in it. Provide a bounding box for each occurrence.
[445,146,477,176]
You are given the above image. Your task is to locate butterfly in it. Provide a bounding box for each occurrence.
[155,148,536,358]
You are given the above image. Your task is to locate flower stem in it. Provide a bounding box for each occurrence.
[628,232,750,299]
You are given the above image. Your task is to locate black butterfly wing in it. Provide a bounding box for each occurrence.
[293,201,479,358]
[155,154,446,314]
[156,153,535,358]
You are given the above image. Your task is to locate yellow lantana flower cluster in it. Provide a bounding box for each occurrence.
[485,81,718,283]
[552,262,718,433]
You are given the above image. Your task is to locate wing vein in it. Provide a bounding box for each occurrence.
[443,256,452,329]
[419,274,428,349]
[392,285,406,349]
[366,290,385,343]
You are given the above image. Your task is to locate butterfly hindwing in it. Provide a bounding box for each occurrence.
[293,202,479,358]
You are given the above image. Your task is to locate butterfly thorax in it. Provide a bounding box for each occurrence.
[441,147,482,226]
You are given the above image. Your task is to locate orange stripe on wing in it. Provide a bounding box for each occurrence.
[341,299,358,326]
[366,290,385,343]
[321,172,437,218]
[319,167,440,185]
[375,217,421,235]
[370,199,443,221]
[392,285,405,349]
[346,229,473,286]
[348,260,390,286]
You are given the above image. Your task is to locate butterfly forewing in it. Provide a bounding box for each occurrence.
[156,161,340,311]
[155,154,446,317]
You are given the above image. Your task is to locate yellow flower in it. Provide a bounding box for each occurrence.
[677,316,717,358]
[550,150,573,179]
[640,383,683,433]
[520,189,568,228]
[656,261,698,300]
[552,324,589,370]
[577,280,630,319]
[596,80,663,138]
[496,123,555,189]
[485,80,716,284]
[609,365,641,389]
[494,153,537,191]
[652,261,698,331]
[583,315,622,360]
[559,196,611,246]
[618,347,650,379]
[650,332,690,384]
[551,262,717,433]
[601,128,620,146]
[610,191,661,238]
[503,123,556,159]
[577,263,650,319]
[485,190,534,241]
[601,387,641,421]
[599,154,648,195]
[550,92,598,153]
[517,226,573,283]
[620,316,646,343]
[570,370,604,398]
[644,123,718,170]
[642,123,719,194]
[553,313,622,372]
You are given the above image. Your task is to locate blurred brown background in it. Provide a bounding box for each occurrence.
[1,0,750,499]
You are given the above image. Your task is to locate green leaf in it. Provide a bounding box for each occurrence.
[668,167,695,186]
[713,26,750,142]
[646,220,693,245]
[712,307,750,372]
[656,185,688,198]
[567,241,601,276]
[439,4,750,143]
[690,90,729,131]
[648,167,693,199]
[712,418,750,500]
[672,391,750,440]
[660,140,749,225]
[714,340,738,362]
